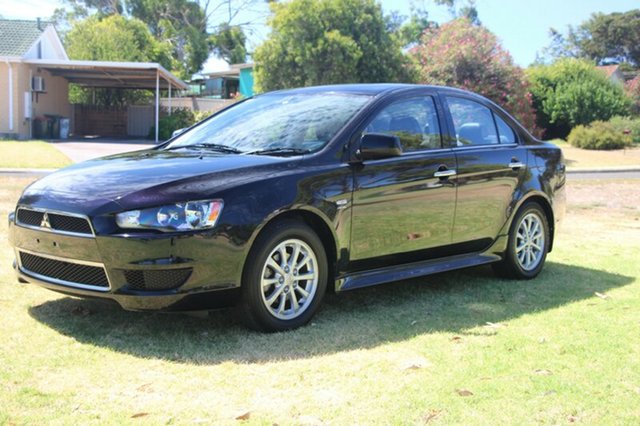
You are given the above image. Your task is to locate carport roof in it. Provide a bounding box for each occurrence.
[23,58,188,90]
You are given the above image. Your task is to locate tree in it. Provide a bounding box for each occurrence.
[253,0,413,92]
[526,58,631,138]
[53,0,253,78]
[541,10,640,66]
[126,0,209,78]
[65,14,173,105]
[411,18,537,134]
[209,23,247,64]
[394,7,435,48]
[66,14,172,64]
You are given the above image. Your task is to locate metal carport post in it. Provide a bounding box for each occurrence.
[155,70,159,143]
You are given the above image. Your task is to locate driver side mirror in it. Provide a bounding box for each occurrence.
[358,133,403,161]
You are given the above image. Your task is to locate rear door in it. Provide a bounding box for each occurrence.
[442,95,528,248]
[349,93,457,270]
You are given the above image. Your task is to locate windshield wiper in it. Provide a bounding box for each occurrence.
[243,147,311,156]
[168,143,243,154]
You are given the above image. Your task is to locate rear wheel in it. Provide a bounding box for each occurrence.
[493,202,549,279]
[240,220,327,332]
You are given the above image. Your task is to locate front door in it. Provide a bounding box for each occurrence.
[349,95,457,270]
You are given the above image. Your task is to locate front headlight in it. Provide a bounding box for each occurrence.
[116,200,223,232]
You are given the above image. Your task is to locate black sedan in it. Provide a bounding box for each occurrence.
[9,84,566,331]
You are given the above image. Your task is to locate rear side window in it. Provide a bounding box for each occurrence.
[495,114,517,144]
[364,96,442,151]
[446,97,498,146]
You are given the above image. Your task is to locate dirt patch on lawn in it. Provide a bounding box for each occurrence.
[560,144,640,169]
[567,180,640,213]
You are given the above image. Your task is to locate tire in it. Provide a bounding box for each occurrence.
[492,202,550,279]
[240,220,328,332]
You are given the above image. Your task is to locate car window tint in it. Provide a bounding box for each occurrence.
[446,97,498,146]
[364,97,442,151]
[494,113,517,144]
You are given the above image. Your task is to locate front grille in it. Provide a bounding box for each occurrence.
[16,208,93,236]
[20,252,109,289]
[16,209,44,226]
[47,213,93,234]
[124,268,192,291]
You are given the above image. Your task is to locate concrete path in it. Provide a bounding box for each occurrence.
[49,139,155,163]
[567,169,640,180]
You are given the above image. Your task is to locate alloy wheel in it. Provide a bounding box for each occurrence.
[260,238,319,320]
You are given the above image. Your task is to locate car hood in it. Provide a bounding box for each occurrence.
[19,149,298,214]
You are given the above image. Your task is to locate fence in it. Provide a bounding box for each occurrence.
[160,98,234,113]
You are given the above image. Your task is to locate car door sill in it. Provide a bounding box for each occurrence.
[337,252,501,291]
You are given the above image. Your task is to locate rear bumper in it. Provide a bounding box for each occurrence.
[8,212,243,311]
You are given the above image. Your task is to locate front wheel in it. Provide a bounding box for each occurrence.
[493,202,550,279]
[240,220,328,332]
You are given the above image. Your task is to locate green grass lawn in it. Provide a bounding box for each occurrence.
[0,141,72,169]
[0,177,639,424]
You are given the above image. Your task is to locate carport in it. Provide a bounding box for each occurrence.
[23,59,188,143]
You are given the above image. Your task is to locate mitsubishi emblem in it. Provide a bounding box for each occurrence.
[40,212,51,229]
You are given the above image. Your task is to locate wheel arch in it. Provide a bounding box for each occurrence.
[513,193,555,252]
[244,208,339,292]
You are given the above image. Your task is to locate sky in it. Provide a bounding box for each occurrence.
[1,0,638,72]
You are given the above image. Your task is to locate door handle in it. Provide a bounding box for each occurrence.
[509,160,525,170]
[434,169,457,178]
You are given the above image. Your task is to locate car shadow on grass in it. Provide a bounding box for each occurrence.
[28,261,633,364]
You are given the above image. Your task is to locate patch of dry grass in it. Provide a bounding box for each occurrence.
[1,177,639,424]
[550,139,640,170]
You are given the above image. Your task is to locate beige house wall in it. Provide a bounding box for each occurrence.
[31,66,72,135]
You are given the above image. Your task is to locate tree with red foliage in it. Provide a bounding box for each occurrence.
[410,18,539,136]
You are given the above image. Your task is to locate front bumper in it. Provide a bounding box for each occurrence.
[8,211,243,311]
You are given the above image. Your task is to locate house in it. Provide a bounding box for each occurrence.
[202,63,254,99]
[596,64,626,85]
[0,18,187,142]
[0,19,69,139]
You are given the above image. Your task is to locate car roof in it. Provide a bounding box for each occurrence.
[264,83,484,99]
[265,83,424,96]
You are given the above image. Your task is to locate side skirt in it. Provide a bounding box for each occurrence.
[335,252,501,292]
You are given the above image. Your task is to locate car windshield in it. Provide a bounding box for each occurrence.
[165,93,372,155]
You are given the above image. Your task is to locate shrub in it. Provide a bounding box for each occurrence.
[608,116,640,144]
[567,120,633,150]
[148,108,214,141]
[193,110,212,123]
[527,59,631,139]
[148,108,193,141]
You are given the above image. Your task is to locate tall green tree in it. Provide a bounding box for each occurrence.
[541,10,640,65]
[253,0,413,92]
[209,23,247,64]
[527,58,631,138]
[126,0,209,78]
[411,18,537,134]
[54,0,249,78]
[65,14,173,105]
[66,14,172,65]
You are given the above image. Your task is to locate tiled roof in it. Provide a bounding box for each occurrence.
[0,19,50,57]
[596,64,620,79]
[626,75,640,93]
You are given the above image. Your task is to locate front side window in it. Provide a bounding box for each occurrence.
[166,93,371,154]
[447,97,499,146]
[364,96,442,151]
